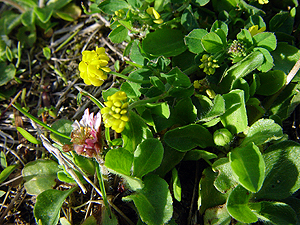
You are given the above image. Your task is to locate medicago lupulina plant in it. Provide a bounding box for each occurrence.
[10,0,300,224]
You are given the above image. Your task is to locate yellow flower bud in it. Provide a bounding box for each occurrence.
[101,91,129,133]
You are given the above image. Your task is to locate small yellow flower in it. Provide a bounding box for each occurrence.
[258,0,268,4]
[248,25,266,37]
[115,9,125,18]
[101,91,129,133]
[78,47,111,86]
[146,7,163,24]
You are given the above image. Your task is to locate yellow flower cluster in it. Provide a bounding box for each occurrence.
[199,54,219,75]
[101,91,129,133]
[146,7,163,24]
[248,25,266,37]
[78,47,111,86]
[258,0,268,4]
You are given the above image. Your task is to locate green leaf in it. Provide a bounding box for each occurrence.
[98,0,129,14]
[43,47,51,60]
[105,148,133,176]
[184,29,208,54]
[255,141,300,200]
[217,51,264,93]
[122,111,153,153]
[172,98,197,125]
[181,5,199,32]
[254,47,274,72]
[133,138,164,178]
[21,10,35,26]
[210,20,228,36]
[0,151,7,168]
[226,185,258,223]
[73,154,95,175]
[242,119,283,147]
[17,26,36,47]
[269,11,294,34]
[213,128,233,146]
[251,201,298,225]
[123,174,173,225]
[22,159,60,195]
[164,124,214,151]
[130,40,146,66]
[109,25,129,43]
[196,94,225,122]
[203,203,231,225]
[236,29,253,46]
[34,6,53,23]
[171,168,181,202]
[0,164,19,183]
[194,0,210,6]
[142,29,187,57]
[154,145,185,178]
[5,46,13,62]
[229,143,265,193]
[183,149,217,161]
[50,119,73,145]
[201,32,225,54]
[253,32,277,51]
[0,63,16,86]
[272,42,300,82]
[212,158,238,194]
[220,89,248,134]
[121,81,141,99]
[199,167,227,214]
[34,187,76,225]
[17,127,41,144]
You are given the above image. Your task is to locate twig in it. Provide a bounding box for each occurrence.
[39,133,87,194]
[101,37,130,62]
[0,175,23,187]
[0,187,25,223]
[286,57,300,85]
[0,0,25,13]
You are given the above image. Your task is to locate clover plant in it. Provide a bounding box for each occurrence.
[7,0,300,224]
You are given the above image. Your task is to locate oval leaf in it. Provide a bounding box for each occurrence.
[122,111,153,153]
[164,124,214,151]
[256,70,286,96]
[250,201,297,225]
[22,159,60,195]
[123,174,173,225]
[34,187,77,225]
[227,185,258,223]
[255,140,300,200]
[142,28,187,57]
[242,118,283,147]
[133,138,164,178]
[105,148,133,176]
[184,29,208,54]
[201,32,225,54]
[229,142,265,193]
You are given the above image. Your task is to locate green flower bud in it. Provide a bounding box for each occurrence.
[213,128,233,146]
[199,54,220,75]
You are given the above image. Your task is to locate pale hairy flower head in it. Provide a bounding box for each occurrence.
[70,108,102,157]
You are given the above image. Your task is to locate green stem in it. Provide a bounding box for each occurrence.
[13,103,71,140]
[75,86,105,109]
[109,71,151,84]
[55,29,81,53]
[128,93,167,110]
[48,64,68,85]
[95,156,111,217]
